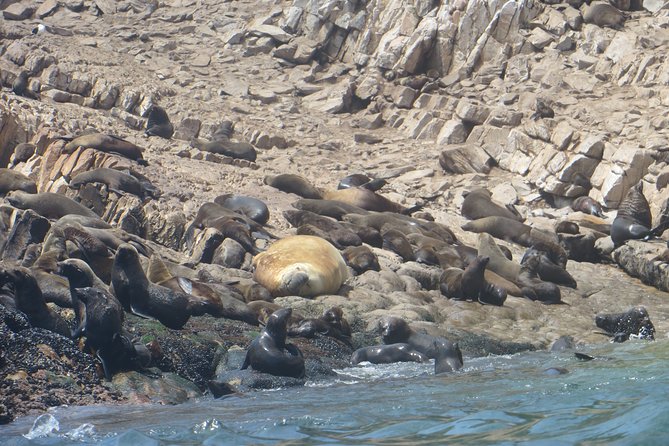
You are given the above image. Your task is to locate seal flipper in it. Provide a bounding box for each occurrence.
[129,303,153,320]
[96,347,113,381]
[241,350,251,370]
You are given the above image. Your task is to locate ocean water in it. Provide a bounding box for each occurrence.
[2,339,668,445]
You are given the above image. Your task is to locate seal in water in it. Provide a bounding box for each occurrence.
[6,191,100,219]
[264,174,323,199]
[214,194,270,225]
[380,316,463,372]
[63,133,145,164]
[253,235,348,298]
[595,306,655,342]
[351,343,428,365]
[461,188,524,222]
[611,181,652,247]
[111,244,191,329]
[0,169,37,194]
[440,255,507,306]
[571,196,604,217]
[241,307,305,378]
[144,105,174,139]
[0,266,70,337]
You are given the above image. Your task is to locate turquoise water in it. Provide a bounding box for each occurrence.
[2,339,668,445]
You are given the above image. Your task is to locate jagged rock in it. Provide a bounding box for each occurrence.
[439,144,494,174]
[436,119,468,145]
[36,0,59,18]
[302,81,353,114]
[190,227,225,264]
[613,240,669,292]
[455,100,490,125]
[389,86,417,109]
[3,3,34,20]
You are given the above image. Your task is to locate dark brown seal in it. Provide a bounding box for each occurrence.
[351,343,427,365]
[6,191,99,219]
[440,255,507,306]
[241,307,305,378]
[611,181,652,247]
[342,245,380,274]
[0,169,37,194]
[462,216,533,246]
[63,133,145,164]
[595,306,655,342]
[323,187,421,215]
[461,188,524,222]
[214,194,270,225]
[337,174,386,192]
[264,174,323,199]
[284,209,362,248]
[69,168,160,199]
[288,306,352,346]
[190,121,256,161]
[380,316,463,372]
[145,105,174,139]
[571,196,604,218]
[292,198,369,220]
[111,244,191,329]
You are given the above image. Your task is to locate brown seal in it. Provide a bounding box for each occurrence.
[144,105,174,139]
[111,244,191,329]
[477,233,521,283]
[440,255,507,306]
[214,194,270,225]
[191,121,256,162]
[63,132,145,164]
[462,216,533,247]
[6,191,99,219]
[253,235,349,298]
[0,169,37,194]
[0,266,70,337]
[287,306,352,346]
[342,245,380,274]
[461,188,524,222]
[351,343,427,365]
[292,198,369,220]
[571,196,604,218]
[264,174,323,199]
[611,181,652,247]
[69,168,160,199]
[284,210,362,248]
[582,2,626,28]
[323,187,421,215]
[381,228,414,262]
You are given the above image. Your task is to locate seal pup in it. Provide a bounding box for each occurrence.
[6,191,99,219]
[111,244,191,329]
[0,266,70,337]
[63,133,145,164]
[351,343,428,365]
[288,306,352,346]
[571,196,604,218]
[264,174,323,199]
[380,316,463,371]
[611,181,652,247]
[144,105,174,139]
[516,253,563,304]
[521,242,576,288]
[342,245,380,274]
[241,307,305,378]
[461,188,524,222]
[284,210,362,248]
[0,169,37,194]
[253,235,348,298]
[595,306,655,342]
[440,256,507,306]
[214,194,270,225]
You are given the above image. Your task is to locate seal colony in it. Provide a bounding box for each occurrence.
[0,0,666,425]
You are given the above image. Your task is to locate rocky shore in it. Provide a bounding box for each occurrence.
[2,0,669,424]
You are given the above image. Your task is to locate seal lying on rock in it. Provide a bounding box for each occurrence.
[0,169,37,195]
[440,255,507,306]
[7,191,100,220]
[571,196,604,218]
[595,306,655,342]
[461,188,524,222]
[351,343,427,365]
[242,307,305,378]
[288,306,352,346]
[264,174,323,199]
[63,132,145,164]
[253,235,348,298]
[69,168,160,199]
[191,121,257,162]
[337,173,386,192]
[342,245,380,274]
[380,316,463,372]
[214,194,270,225]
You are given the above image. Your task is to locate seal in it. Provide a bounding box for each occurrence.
[571,196,604,218]
[477,233,521,283]
[253,235,349,298]
[6,191,100,219]
[595,306,655,342]
[69,286,127,380]
[111,244,191,329]
[0,169,37,194]
[435,341,465,375]
[144,105,174,139]
[63,132,145,164]
[292,198,369,220]
[10,142,36,166]
[582,1,626,28]
[461,188,524,222]
[380,316,463,372]
[69,168,160,199]
[337,174,386,192]
[462,216,533,247]
[288,306,352,346]
[190,122,256,162]
[284,210,362,248]
[381,228,414,261]
[323,187,421,215]
[521,242,576,288]
[555,220,580,235]
[264,174,323,199]
[0,266,70,337]
[214,194,270,225]
[611,181,652,247]
[351,343,427,365]
[12,71,39,99]
[342,245,380,274]
[516,252,562,304]
[241,307,305,378]
[440,255,507,306]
